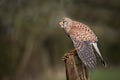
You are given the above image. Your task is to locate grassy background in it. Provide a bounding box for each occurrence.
[42,67,120,80]
[89,68,120,80]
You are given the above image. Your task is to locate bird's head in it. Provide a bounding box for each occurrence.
[59,17,72,28]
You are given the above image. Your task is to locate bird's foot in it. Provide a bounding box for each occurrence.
[62,48,76,60]
[68,48,76,53]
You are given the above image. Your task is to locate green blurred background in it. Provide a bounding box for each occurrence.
[0,0,120,80]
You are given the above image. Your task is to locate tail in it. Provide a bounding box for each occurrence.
[100,58,107,67]
[92,42,107,67]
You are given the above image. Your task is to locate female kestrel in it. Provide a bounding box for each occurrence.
[59,17,106,70]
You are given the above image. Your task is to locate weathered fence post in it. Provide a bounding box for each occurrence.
[63,49,88,80]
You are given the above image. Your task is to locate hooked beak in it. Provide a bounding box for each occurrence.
[59,21,63,25]
[59,21,64,28]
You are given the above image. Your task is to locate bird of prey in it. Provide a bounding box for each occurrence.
[59,17,106,70]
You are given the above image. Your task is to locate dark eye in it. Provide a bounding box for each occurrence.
[63,21,68,27]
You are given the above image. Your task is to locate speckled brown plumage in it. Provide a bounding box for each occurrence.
[59,17,106,70]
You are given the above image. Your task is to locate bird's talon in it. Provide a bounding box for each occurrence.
[62,49,76,60]
[68,49,76,53]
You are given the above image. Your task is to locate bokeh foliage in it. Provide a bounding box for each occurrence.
[0,0,120,80]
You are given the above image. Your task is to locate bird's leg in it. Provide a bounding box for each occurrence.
[68,48,76,53]
[62,48,76,60]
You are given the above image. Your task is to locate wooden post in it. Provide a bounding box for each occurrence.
[63,49,88,80]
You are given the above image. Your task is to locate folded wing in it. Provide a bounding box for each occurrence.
[73,40,97,70]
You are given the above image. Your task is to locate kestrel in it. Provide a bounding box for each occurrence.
[59,17,106,70]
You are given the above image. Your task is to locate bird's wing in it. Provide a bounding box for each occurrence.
[72,38,97,70]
